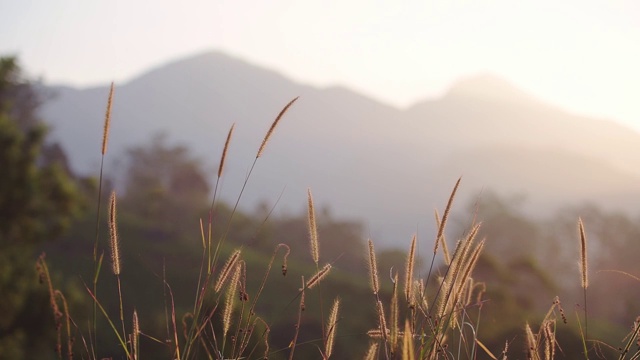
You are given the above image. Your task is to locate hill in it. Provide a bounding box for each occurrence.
[39,50,640,246]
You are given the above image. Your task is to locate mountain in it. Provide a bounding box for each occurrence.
[39,50,640,247]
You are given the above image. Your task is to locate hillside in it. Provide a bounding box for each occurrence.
[39,50,640,246]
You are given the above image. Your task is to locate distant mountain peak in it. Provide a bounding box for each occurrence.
[445,74,539,105]
[127,49,293,88]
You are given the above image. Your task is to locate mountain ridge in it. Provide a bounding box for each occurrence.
[38,50,640,246]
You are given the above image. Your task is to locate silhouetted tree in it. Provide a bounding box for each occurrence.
[0,56,82,358]
[120,133,210,239]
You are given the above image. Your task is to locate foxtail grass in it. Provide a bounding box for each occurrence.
[36,254,74,360]
[405,235,416,306]
[217,123,234,178]
[363,179,487,360]
[305,263,333,289]
[364,342,379,360]
[108,191,126,341]
[525,323,537,360]
[206,123,235,275]
[39,92,640,360]
[108,191,121,276]
[131,309,139,360]
[390,272,400,355]
[368,239,380,295]
[214,248,241,293]
[403,320,416,360]
[617,316,640,360]
[209,97,298,286]
[101,82,114,156]
[92,82,114,356]
[308,188,320,265]
[423,177,461,313]
[257,96,298,158]
[324,297,341,359]
[578,218,589,359]
[222,262,241,345]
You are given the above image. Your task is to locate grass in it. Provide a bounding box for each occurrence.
[35,87,640,360]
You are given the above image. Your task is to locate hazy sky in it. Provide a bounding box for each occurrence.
[1,0,639,131]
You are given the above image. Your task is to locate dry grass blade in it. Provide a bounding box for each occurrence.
[257,96,299,158]
[218,123,235,178]
[476,338,499,360]
[288,276,306,360]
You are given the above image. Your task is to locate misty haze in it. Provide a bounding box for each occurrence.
[41,51,640,245]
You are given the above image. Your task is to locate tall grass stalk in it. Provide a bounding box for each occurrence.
[208,123,235,273]
[92,81,114,355]
[209,97,298,289]
[288,276,306,360]
[182,98,297,359]
[36,254,74,360]
[38,91,640,360]
[423,177,461,307]
[108,191,126,342]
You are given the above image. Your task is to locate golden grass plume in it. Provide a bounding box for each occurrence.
[325,297,340,359]
[101,82,114,155]
[218,123,235,178]
[404,235,416,304]
[305,263,332,289]
[256,96,298,158]
[223,262,242,338]
[132,309,139,360]
[367,239,380,295]
[578,218,588,289]
[214,249,241,292]
[307,188,319,265]
[434,177,461,255]
[108,191,121,275]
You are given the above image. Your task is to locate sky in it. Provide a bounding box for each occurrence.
[1,0,639,131]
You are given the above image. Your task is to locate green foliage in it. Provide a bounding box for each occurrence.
[0,56,82,358]
[120,133,210,236]
[8,56,638,359]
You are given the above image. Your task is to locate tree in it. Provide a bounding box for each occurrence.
[120,133,210,239]
[0,56,82,358]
